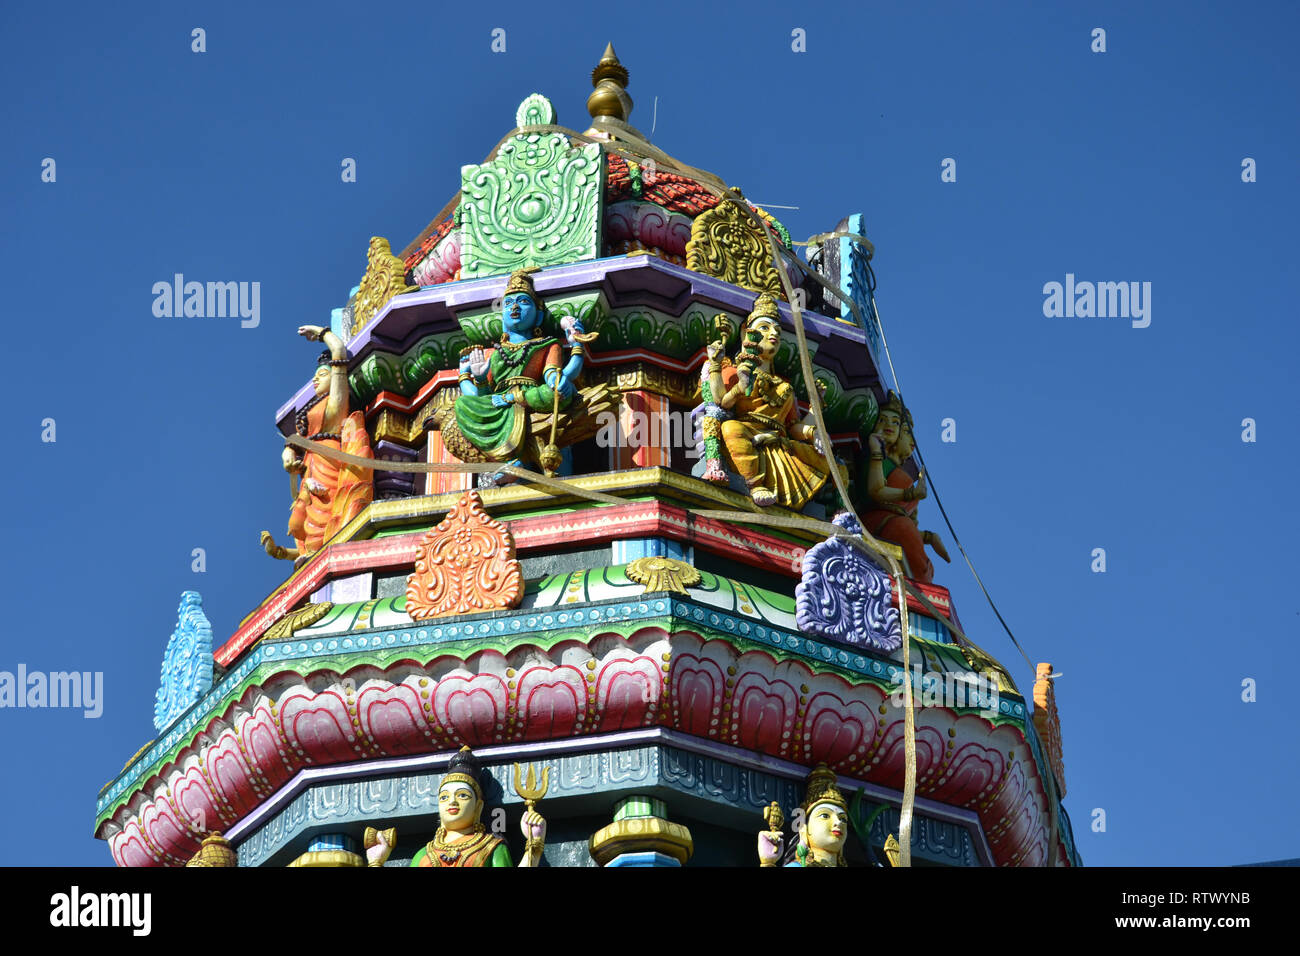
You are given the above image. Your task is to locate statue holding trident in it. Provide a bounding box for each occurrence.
[363,747,549,867]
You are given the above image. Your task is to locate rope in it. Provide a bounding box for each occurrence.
[327,118,953,865]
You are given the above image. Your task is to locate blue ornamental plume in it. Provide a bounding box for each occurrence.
[153,591,215,733]
[795,512,902,652]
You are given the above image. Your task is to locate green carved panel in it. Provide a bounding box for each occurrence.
[459,95,605,278]
[344,295,879,433]
[347,330,475,403]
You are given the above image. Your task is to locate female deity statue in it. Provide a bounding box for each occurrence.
[755,763,851,867]
[434,269,595,484]
[705,294,840,510]
[862,391,949,584]
[365,747,546,867]
[260,325,373,565]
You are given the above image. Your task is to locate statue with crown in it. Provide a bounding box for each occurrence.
[754,764,848,867]
[434,268,610,484]
[364,747,546,867]
[705,293,843,509]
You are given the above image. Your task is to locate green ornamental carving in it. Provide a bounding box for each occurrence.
[459,94,605,278]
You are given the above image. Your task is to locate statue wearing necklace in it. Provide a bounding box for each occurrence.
[364,746,546,867]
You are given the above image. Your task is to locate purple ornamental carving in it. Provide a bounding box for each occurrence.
[795,512,902,652]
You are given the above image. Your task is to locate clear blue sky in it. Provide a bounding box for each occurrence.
[2,0,1296,866]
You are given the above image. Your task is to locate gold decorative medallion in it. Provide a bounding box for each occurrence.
[625,556,701,595]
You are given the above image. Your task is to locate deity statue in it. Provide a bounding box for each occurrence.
[365,747,546,867]
[260,326,373,565]
[755,763,850,867]
[434,269,607,483]
[705,294,841,509]
[862,391,949,584]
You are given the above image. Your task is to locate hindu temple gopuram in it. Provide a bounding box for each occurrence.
[95,46,1079,868]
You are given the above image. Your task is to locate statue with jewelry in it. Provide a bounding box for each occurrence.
[704,294,841,509]
[862,391,949,584]
[756,763,851,867]
[434,268,612,483]
[364,746,547,867]
[260,325,373,565]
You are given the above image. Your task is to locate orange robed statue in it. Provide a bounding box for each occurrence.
[261,325,373,565]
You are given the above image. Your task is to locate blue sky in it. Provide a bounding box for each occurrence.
[2,0,1296,866]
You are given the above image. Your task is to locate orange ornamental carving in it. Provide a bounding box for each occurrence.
[1032,662,1066,798]
[405,491,523,620]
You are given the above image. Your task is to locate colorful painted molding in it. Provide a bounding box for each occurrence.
[405,491,523,620]
[153,591,214,733]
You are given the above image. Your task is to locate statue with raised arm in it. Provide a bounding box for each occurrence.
[434,269,608,483]
[862,391,949,583]
[706,294,840,509]
[260,326,373,565]
[790,763,850,867]
[364,746,546,867]
[756,764,852,867]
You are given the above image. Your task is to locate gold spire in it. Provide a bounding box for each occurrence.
[587,43,633,122]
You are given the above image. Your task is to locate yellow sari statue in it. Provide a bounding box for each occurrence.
[706,295,839,510]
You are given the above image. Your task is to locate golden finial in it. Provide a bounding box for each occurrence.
[587,42,633,122]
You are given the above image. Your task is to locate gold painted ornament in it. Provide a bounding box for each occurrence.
[686,199,785,299]
[351,236,418,337]
[625,556,701,595]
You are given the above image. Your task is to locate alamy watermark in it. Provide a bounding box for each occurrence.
[152,274,260,328]
[889,663,1000,720]
[595,407,700,459]
[1042,274,1150,328]
[0,664,103,718]
[50,887,150,936]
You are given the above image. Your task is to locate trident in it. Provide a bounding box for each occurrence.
[512,762,550,809]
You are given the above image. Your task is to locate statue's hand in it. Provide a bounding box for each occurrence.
[491,392,515,408]
[365,828,394,867]
[758,831,784,866]
[555,374,576,400]
[867,433,884,456]
[912,469,927,500]
[521,808,546,843]
[306,478,327,496]
[753,430,779,448]
[466,347,490,379]
[297,325,327,342]
[281,446,299,472]
[705,339,725,362]
[560,316,583,346]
